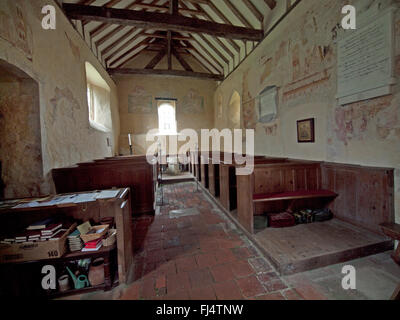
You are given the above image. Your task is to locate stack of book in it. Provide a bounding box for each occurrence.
[40,223,63,241]
[82,238,103,252]
[0,219,71,245]
[67,229,83,252]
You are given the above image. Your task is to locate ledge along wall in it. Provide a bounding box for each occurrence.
[0,0,120,196]
[214,0,400,225]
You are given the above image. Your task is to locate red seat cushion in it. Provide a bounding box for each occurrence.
[253,190,337,201]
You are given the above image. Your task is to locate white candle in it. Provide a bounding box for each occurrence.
[128,134,132,146]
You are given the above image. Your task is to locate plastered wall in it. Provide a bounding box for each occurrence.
[214,0,400,222]
[116,51,217,155]
[0,0,120,195]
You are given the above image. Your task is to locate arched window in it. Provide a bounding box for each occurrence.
[157,100,177,135]
[85,62,112,132]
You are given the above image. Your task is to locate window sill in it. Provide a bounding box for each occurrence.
[89,121,112,133]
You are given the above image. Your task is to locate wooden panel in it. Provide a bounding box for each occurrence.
[52,156,155,215]
[200,163,209,188]
[219,164,230,210]
[321,163,394,234]
[208,162,216,196]
[237,173,254,234]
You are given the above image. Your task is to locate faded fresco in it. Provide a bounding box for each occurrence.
[215,0,400,221]
[128,86,154,114]
[181,89,205,114]
[0,3,33,61]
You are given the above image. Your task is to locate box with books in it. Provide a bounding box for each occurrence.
[0,222,77,263]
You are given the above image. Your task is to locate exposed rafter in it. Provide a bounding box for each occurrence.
[107,68,224,81]
[63,3,263,41]
[222,0,253,28]
[145,49,166,69]
[63,0,279,80]
[264,0,277,10]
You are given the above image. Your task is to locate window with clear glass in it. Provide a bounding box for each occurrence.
[157,100,177,135]
[85,62,112,133]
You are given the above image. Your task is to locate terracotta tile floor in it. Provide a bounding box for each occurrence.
[65,182,400,300]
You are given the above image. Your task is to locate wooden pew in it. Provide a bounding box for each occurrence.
[207,153,225,198]
[219,155,288,212]
[52,155,156,216]
[322,162,394,234]
[200,151,213,189]
[380,223,400,266]
[237,161,329,233]
[190,151,202,182]
[237,161,395,235]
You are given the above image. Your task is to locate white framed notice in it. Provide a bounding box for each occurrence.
[337,7,396,105]
[258,86,278,123]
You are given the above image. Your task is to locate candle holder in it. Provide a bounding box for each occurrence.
[129,145,133,155]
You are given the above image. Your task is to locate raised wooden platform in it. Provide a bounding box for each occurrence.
[254,219,393,275]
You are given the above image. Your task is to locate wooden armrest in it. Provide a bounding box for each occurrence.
[380,223,400,240]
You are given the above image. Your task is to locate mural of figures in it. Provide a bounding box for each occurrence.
[181,89,205,114]
[128,86,154,114]
[0,3,33,61]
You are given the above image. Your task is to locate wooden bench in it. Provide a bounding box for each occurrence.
[237,161,326,233]
[219,156,289,212]
[380,223,400,265]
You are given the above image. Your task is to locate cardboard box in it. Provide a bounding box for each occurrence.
[0,223,77,264]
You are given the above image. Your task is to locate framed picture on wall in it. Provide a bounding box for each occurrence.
[297,118,315,143]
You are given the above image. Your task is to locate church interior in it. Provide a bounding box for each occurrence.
[0,0,400,301]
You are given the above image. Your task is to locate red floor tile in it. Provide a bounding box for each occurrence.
[231,247,253,260]
[256,292,285,300]
[230,260,254,278]
[236,275,266,298]
[167,272,191,294]
[120,282,140,300]
[214,248,237,264]
[210,264,235,283]
[156,275,166,290]
[141,277,157,299]
[175,256,198,273]
[189,268,214,289]
[213,280,244,300]
[195,253,218,268]
[165,290,191,300]
[189,286,217,300]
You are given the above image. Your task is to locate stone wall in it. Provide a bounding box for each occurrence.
[0,65,43,198]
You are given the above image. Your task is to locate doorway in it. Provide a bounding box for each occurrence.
[0,60,43,199]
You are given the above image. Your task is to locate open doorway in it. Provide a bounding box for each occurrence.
[0,60,43,199]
